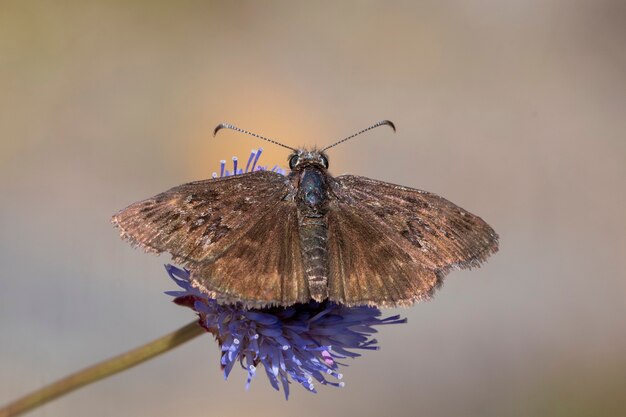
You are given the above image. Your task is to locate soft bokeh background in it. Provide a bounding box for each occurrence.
[1,1,625,416]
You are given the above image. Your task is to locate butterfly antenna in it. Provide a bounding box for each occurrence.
[213,123,297,152]
[321,120,396,152]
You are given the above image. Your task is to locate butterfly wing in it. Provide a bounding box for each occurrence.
[112,171,290,263]
[327,175,499,306]
[189,200,310,307]
[112,171,308,306]
[326,205,440,306]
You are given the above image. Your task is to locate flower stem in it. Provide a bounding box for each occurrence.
[0,320,205,417]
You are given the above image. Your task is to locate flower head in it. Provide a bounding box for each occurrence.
[165,264,407,399]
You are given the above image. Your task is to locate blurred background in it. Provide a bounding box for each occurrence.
[1,1,624,416]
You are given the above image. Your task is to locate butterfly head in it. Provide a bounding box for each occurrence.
[288,149,329,171]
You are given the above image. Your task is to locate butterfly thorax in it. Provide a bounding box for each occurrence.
[290,157,331,302]
[296,168,329,216]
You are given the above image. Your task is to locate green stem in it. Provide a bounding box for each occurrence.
[0,320,205,417]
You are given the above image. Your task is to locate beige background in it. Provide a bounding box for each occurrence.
[1,1,625,416]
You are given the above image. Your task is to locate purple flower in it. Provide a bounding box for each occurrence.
[165,264,407,399]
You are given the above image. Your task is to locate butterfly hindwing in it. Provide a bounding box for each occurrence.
[190,201,309,307]
[327,204,440,306]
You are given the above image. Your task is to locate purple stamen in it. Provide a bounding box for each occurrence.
[245,150,256,173]
[251,148,263,171]
[232,156,238,174]
[220,160,226,177]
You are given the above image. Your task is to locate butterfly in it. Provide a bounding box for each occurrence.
[112,121,498,308]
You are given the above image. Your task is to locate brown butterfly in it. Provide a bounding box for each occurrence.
[112,121,498,308]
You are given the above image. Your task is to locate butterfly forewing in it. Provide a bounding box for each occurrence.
[331,175,499,275]
[112,171,292,264]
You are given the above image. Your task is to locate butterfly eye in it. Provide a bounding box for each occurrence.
[320,155,329,169]
[289,154,299,169]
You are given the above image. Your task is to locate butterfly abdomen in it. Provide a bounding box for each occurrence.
[296,168,331,302]
[298,216,329,301]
